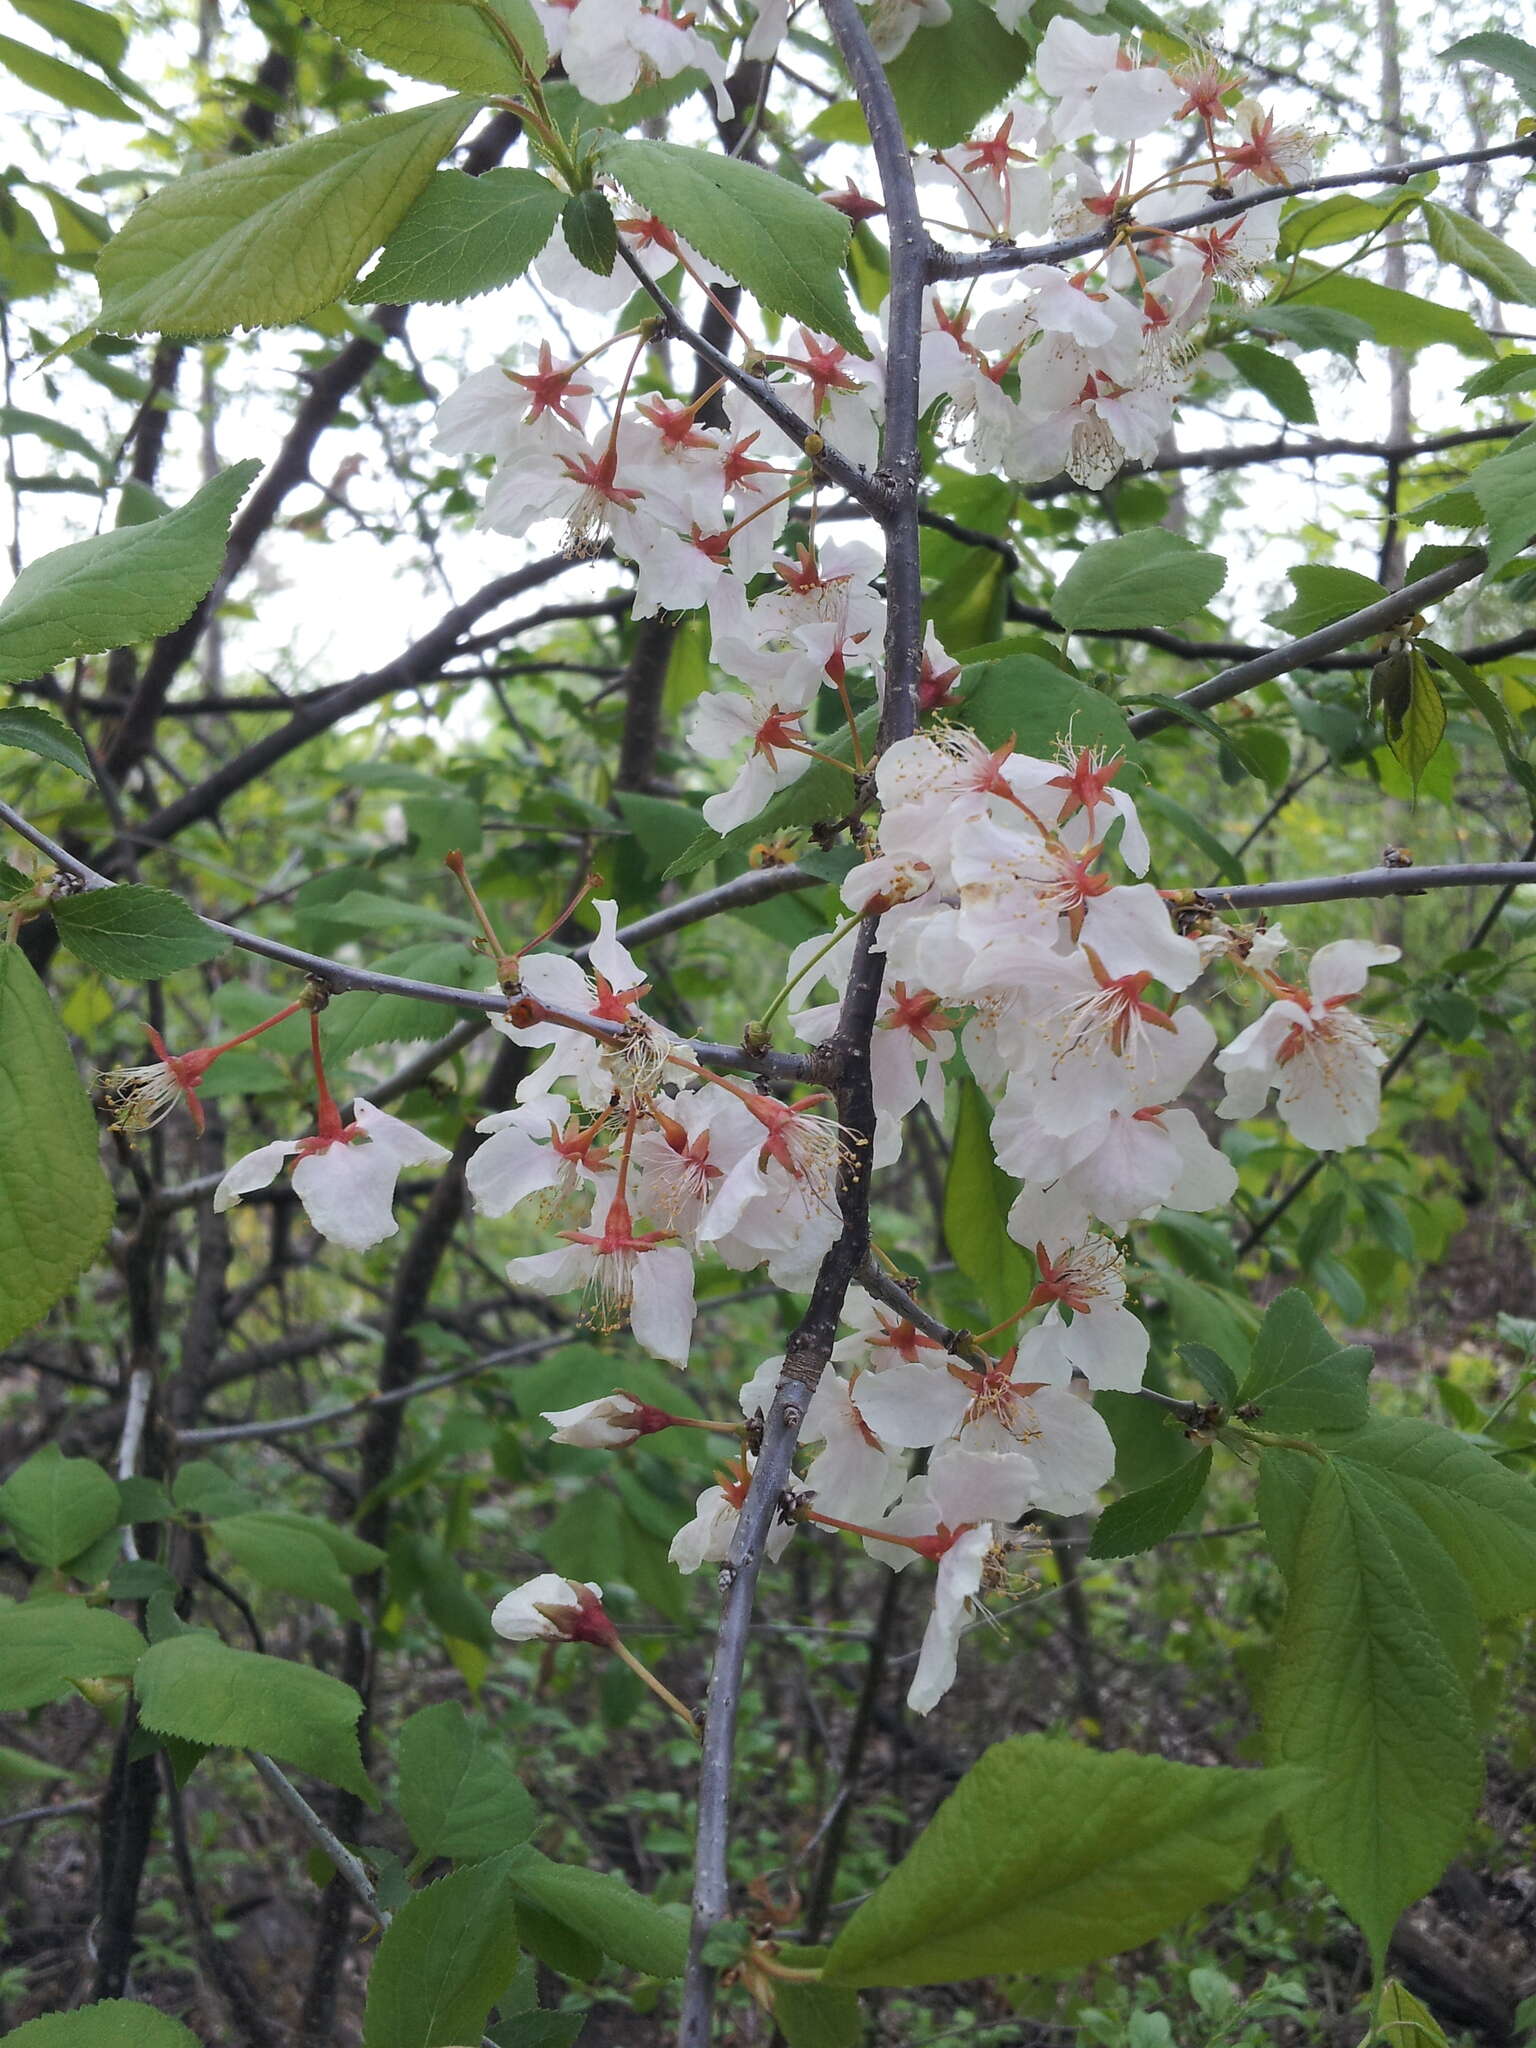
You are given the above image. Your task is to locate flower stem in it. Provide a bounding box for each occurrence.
[609,1637,702,1739]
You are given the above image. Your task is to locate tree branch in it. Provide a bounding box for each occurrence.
[1127,550,1488,737]
[0,798,818,1082]
[1191,860,1536,908]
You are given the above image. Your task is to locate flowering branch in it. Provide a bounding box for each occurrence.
[0,798,817,1083]
[930,133,1536,279]
[613,245,892,518]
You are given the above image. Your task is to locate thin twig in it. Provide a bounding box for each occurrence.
[246,1752,386,1927]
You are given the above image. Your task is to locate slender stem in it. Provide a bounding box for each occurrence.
[246,1752,386,1927]
[755,911,866,1033]
[1127,551,1487,738]
[609,1638,703,1738]
[1189,860,1536,909]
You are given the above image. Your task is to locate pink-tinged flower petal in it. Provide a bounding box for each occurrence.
[1018,1301,1150,1393]
[999,1382,1115,1514]
[1161,1107,1239,1214]
[351,1099,452,1168]
[1307,939,1400,1006]
[1079,885,1202,990]
[506,1243,595,1297]
[927,1440,1036,1527]
[492,1573,603,1640]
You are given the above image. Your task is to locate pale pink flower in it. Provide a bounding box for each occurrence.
[1216,940,1399,1150]
[1035,18,1182,142]
[1011,1236,1150,1391]
[214,1101,449,1252]
[506,1192,695,1368]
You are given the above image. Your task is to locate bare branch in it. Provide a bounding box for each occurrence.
[1127,550,1487,737]
[1191,860,1536,909]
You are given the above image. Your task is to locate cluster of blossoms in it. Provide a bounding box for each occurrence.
[100,14,1365,1717]
[480,739,1396,1712]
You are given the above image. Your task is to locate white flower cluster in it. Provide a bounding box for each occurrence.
[468,739,1396,1713]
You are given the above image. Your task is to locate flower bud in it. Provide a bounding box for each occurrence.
[541,1391,674,1448]
[490,1574,618,1648]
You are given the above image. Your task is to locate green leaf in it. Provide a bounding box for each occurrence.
[397,1701,536,1865]
[0,946,114,1350]
[0,30,134,119]
[1278,191,1420,257]
[0,2001,203,2047]
[0,461,260,687]
[209,1512,381,1621]
[362,1856,523,2048]
[1469,440,1536,572]
[9,0,129,73]
[307,0,546,92]
[1441,30,1536,107]
[53,884,229,980]
[1261,1460,1480,1968]
[1244,303,1371,358]
[504,1850,688,1977]
[1265,565,1388,638]
[0,705,92,778]
[1372,647,1447,790]
[0,1599,147,1710]
[598,138,860,353]
[1179,1342,1237,1407]
[1221,342,1316,424]
[1320,1418,1536,1621]
[0,1444,121,1568]
[772,1948,862,2048]
[97,98,477,337]
[1461,353,1536,398]
[0,404,105,464]
[1052,531,1227,633]
[1089,1449,1213,1559]
[133,1634,376,1805]
[1284,271,1495,357]
[882,0,1032,146]
[356,168,562,305]
[1238,1290,1373,1435]
[822,1735,1294,1987]
[1425,202,1536,307]
[1376,1978,1452,2048]
[561,187,617,279]
[956,651,1135,761]
[172,1459,260,1521]
[942,1079,1033,1327]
